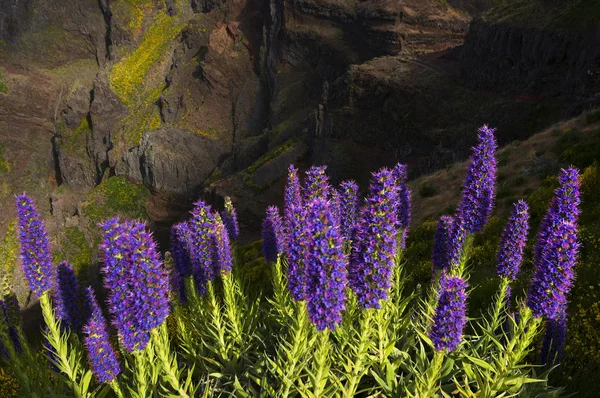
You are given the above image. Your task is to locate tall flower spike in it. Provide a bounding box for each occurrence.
[338,180,360,241]
[220,197,240,241]
[262,206,286,264]
[100,219,171,351]
[541,307,567,365]
[448,215,467,270]
[304,165,330,200]
[170,222,192,301]
[430,276,468,351]
[82,287,121,383]
[286,203,310,301]
[284,165,303,227]
[432,216,454,272]
[527,220,579,319]
[497,200,530,280]
[304,197,348,331]
[349,168,399,309]
[456,125,498,234]
[15,194,54,296]
[54,262,83,331]
[188,201,218,294]
[213,214,233,275]
[534,168,580,265]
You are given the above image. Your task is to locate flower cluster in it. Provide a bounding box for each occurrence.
[286,202,310,301]
[304,166,330,200]
[15,194,54,297]
[262,206,286,264]
[170,222,192,301]
[527,220,579,319]
[304,198,347,330]
[431,216,466,273]
[54,262,83,331]
[497,200,530,280]
[82,287,121,383]
[100,218,170,351]
[221,197,240,241]
[432,216,454,272]
[284,165,302,226]
[188,201,218,294]
[456,125,497,234]
[349,168,399,309]
[534,168,581,265]
[338,180,359,241]
[430,276,468,351]
[212,215,233,275]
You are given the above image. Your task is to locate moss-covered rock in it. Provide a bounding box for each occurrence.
[0,221,19,297]
[0,144,10,173]
[82,176,150,233]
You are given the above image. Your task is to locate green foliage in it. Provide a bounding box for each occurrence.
[0,70,8,95]
[54,227,92,276]
[81,176,149,248]
[109,12,183,108]
[553,128,600,171]
[526,176,558,220]
[0,221,19,296]
[0,145,11,173]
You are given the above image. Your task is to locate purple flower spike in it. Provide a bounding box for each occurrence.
[432,216,454,272]
[262,206,286,264]
[430,276,468,352]
[304,198,348,331]
[456,125,498,234]
[349,168,399,309]
[338,180,360,241]
[534,168,581,265]
[527,220,579,319]
[497,200,530,280]
[220,198,240,241]
[82,287,121,383]
[170,222,192,301]
[15,194,55,297]
[100,218,170,352]
[304,166,330,200]
[393,163,408,182]
[188,201,218,294]
[541,307,567,365]
[286,203,310,301]
[284,165,303,227]
[54,262,83,331]
[213,215,233,275]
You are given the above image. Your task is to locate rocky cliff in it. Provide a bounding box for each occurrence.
[0,0,597,289]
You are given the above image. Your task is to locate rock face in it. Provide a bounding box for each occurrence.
[119,128,230,195]
[460,19,600,107]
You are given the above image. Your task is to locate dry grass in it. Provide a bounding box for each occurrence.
[409,111,600,224]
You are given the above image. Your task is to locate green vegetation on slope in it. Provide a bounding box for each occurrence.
[0,145,10,173]
[0,221,19,297]
[0,70,8,95]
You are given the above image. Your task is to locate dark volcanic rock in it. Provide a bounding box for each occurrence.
[461,19,600,106]
[119,127,231,195]
[89,73,129,182]
[0,0,34,41]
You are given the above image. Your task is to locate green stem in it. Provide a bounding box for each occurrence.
[312,330,331,397]
[490,278,510,335]
[344,309,373,397]
[207,281,229,360]
[40,292,87,398]
[419,350,445,397]
[110,380,125,398]
[153,322,191,397]
[133,349,150,398]
[222,273,243,346]
[280,303,309,397]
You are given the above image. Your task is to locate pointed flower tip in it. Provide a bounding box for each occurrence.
[497,200,530,281]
